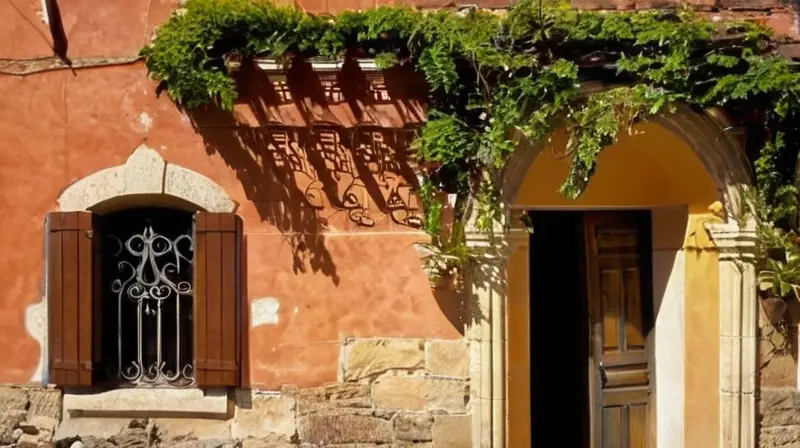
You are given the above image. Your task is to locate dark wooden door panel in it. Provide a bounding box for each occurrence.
[585,212,653,448]
[602,403,649,448]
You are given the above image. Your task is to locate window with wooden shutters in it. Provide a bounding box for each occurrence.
[193,212,242,387]
[46,208,243,389]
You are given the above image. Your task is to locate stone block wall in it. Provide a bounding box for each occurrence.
[0,338,471,448]
[758,304,800,447]
[0,386,61,447]
[759,388,800,448]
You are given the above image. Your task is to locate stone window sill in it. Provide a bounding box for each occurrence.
[62,387,229,418]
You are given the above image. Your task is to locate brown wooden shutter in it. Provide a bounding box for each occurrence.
[47,211,95,386]
[194,212,242,387]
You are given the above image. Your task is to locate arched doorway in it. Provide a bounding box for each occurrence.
[484,106,757,448]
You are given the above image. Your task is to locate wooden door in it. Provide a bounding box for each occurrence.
[584,212,653,448]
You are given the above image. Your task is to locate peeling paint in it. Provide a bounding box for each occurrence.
[25,298,46,383]
[251,297,280,327]
[138,111,153,132]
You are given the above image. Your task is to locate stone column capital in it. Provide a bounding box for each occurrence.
[464,209,531,259]
[706,220,757,261]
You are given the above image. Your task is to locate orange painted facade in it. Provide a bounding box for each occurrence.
[1,2,798,447]
[0,1,457,387]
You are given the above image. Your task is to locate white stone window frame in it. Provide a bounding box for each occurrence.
[26,144,238,418]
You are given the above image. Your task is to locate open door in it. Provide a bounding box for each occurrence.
[584,212,653,448]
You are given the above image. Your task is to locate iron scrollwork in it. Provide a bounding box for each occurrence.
[108,225,195,388]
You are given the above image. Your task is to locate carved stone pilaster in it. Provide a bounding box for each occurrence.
[462,208,532,447]
[462,211,510,448]
[707,220,758,448]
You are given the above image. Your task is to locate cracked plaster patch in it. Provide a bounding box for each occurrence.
[251,297,280,327]
[138,112,154,132]
[25,298,46,383]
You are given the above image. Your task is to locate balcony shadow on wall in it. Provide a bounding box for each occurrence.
[187,61,428,286]
[190,117,340,285]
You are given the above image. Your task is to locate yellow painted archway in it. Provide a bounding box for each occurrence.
[502,106,752,448]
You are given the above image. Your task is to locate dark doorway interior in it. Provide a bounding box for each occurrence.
[529,211,590,448]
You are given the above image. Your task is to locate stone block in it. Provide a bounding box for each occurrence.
[20,415,59,435]
[426,341,469,378]
[240,439,295,448]
[298,414,392,445]
[79,437,118,448]
[432,415,471,448]
[233,395,295,440]
[155,418,232,441]
[17,433,41,448]
[759,388,800,427]
[28,388,63,420]
[0,410,27,444]
[295,383,371,415]
[344,339,424,381]
[0,386,29,411]
[164,164,236,214]
[161,439,235,448]
[54,418,130,442]
[426,380,467,412]
[373,377,426,411]
[372,377,467,413]
[393,414,433,442]
[109,427,150,448]
[759,426,800,448]
[122,145,166,195]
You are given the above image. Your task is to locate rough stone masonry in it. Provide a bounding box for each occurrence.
[0,338,472,448]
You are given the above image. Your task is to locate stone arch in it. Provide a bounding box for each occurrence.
[467,102,758,448]
[501,103,752,218]
[57,144,237,213]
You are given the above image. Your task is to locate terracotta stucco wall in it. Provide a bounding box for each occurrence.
[0,1,462,387]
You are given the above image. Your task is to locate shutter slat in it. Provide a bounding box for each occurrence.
[206,214,223,386]
[48,224,63,383]
[194,212,242,387]
[92,214,103,365]
[62,223,80,386]
[221,229,237,386]
[194,213,207,386]
[47,211,95,387]
[78,213,93,385]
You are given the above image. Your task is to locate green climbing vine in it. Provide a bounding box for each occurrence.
[142,0,800,287]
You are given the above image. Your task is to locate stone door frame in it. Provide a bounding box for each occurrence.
[464,104,758,447]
